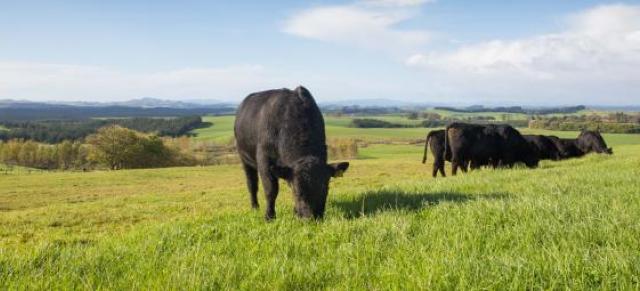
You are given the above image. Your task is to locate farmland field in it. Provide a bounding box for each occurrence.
[2,116,640,289]
[193,115,637,144]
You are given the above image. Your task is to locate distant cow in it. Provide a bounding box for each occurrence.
[523,135,563,161]
[234,86,349,220]
[421,130,450,177]
[551,130,613,159]
[444,123,539,175]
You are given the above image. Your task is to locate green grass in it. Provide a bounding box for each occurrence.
[2,127,640,288]
[191,115,236,143]
[3,113,640,289]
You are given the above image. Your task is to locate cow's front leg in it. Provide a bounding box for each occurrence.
[257,149,279,220]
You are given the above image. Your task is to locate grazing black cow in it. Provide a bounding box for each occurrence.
[421,129,449,177]
[546,136,577,159]
[234,86,349,220]
[523,135,563,161]
[444,123,539,175]
[444,123,498,175]
[575,130,613,155]
[493,124,539,168]
[550,130,613,159]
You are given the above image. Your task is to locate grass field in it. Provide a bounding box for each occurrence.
[2,119,640,289]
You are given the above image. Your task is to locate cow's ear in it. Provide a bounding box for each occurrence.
[328,162,349,178]
[271,165,292,179]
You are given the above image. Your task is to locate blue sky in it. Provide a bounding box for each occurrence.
[1,0,639,105]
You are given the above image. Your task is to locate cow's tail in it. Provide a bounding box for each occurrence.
[422,132,431,164]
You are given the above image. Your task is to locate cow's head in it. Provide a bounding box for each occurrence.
[272,157,349,219]
[578,130,612,155]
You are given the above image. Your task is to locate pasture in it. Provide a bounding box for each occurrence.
[2,117,640,289]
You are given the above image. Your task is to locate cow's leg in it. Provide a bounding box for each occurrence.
[432,159,439,178]
[451,154,460,176]
[470,159,480,171]
[241,162,259,209]
[257,150,279,220]
[460,159,469,173]
[437,158,446,177]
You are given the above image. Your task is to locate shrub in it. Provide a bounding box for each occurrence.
[327,139,359,160]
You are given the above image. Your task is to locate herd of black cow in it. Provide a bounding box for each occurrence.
[234,86,612,220]
[422,124,613,178]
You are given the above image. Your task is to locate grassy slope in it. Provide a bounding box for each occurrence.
[2,130,640,289]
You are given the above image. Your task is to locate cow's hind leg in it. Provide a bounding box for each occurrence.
[434,157,446,177]
[438,161,446,177]
[470,159,483,171]
[257,151,279,220]
[242,162,259,209]
[451,156,460,176]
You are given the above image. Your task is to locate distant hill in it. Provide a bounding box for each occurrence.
[0,98,235,121]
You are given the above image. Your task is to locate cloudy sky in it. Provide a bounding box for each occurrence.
[1,0,639,105]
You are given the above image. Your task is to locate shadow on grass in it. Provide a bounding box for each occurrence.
[333,189,508,219]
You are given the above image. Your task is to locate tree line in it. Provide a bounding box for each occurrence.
[350,117,529,129]
[528,112,640,133]
[0,126,208,170]
[433,105,587,115]
[0,125,359,171]
[0,116,207,143]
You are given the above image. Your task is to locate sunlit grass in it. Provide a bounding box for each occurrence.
[2,140,640,289]
[2,113,639,289]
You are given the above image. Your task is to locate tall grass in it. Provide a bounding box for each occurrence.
[1,142,639,289]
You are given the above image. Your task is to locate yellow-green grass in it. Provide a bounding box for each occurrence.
[2,135,640,288]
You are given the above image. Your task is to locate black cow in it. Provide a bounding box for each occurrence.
[551,130,613,159]
[493,124,539,168]
[547,136,578,159]
[444,123,539,175]
[523,135,563,161]
[421,130,450,177]
[234,86,349,220]
[575,130,613,155]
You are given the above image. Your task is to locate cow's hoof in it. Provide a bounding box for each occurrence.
[264,212,276,221]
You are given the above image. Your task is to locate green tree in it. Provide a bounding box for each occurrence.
[86,125,143,170]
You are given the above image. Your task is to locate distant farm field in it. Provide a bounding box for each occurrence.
[2,119,640,289]
[193,115,640,146]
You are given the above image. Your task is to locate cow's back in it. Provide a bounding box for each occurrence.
[234,87,327,167]
[447,123,497,158]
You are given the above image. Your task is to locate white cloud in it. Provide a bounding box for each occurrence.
[407,4,640,82]
[0,62,287,101]
[283,1,430,53]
